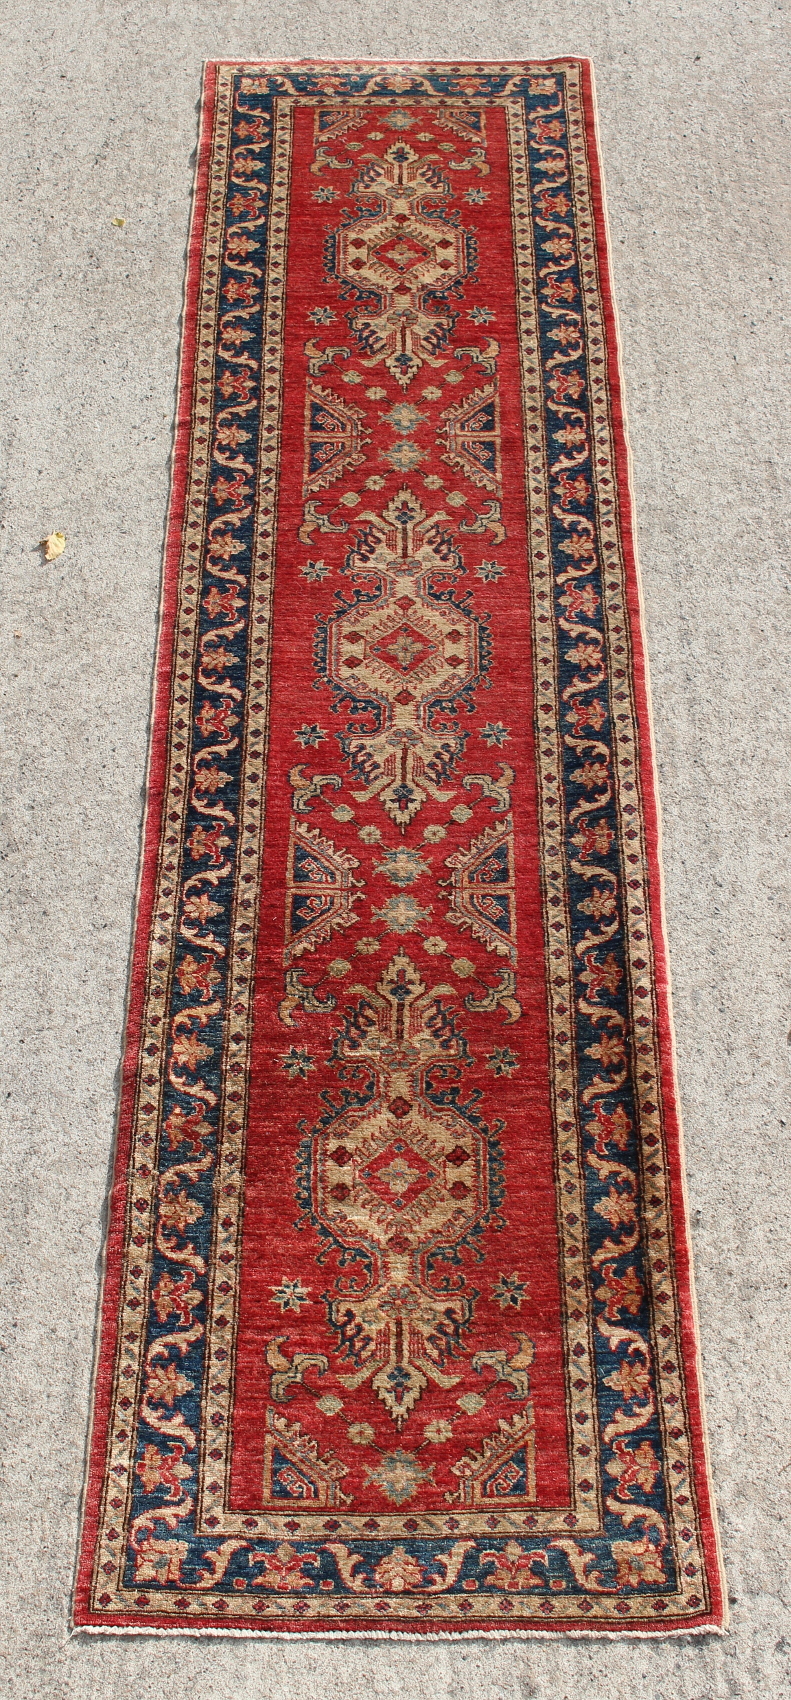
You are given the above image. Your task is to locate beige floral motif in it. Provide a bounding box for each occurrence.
[170,1032,213,1071]
[423,1418,454,1443]
[135,1442,192,1497]
[365,1449,434,1504]
[371,894,432,934]
[327,958,352,978]
[373,1549,425,1592]
[594,1187,636,1229]
[586,1032,627,1069]
[611,1536,666,1589]
[157,1190,204,1236]
[144,1363,193,1408]
[181,892,222,924]
[134,1538,189,1586]
[578,885,617,920]
[347,1422,376,1445]
[604,1358,652,1402]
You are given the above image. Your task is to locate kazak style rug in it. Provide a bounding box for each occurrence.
[75,60,725,1637]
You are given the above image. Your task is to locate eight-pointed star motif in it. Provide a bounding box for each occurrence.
[271,1277,311,1313]
[280,1046,316,1080]
[492,1271,528,1311]
[294,723,327,748]
[486,1046,520,1077]
[480,721,511,747]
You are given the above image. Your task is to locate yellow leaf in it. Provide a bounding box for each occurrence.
[112,217,125,227]
[39,531,66,560]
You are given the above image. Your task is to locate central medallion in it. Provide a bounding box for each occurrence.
[296,950,504,1426]
[314,488,491,827]
[327,144,476,386]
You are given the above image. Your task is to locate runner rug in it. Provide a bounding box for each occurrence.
[75,59,725,1636]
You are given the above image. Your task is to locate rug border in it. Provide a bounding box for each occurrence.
[72,55,727,1639]
[72,56,222,1628]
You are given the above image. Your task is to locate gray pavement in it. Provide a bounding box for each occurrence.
[0,3,789,1696]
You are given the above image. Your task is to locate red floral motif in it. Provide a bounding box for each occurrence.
[570,818,613,859]
[535,189,570,218]
[152,1271,203,1325]
[164,1104,213,1155]
[480,1541,544,1589]
[531,118,565,142]
[606,1437,661,1500]
[595,1262,644,1321]
[222,277,258,306]
[579,951,623,1001]
[188,823,232,863]
[195,698,239,739]
[548,372,585,405]
[554,469,591,506]
[217,370,256,402]
[235,117,268,142]
[175,954,221,1000]
[565,697,606,734]
[228,188,265,216]
[586,1102,632,1153]
[210,474,250,508]
[136,1443,192,1498]
[251,1543,319,1590]
[203,588,245,622]
[559,582,599,618]
[542,275,577,303]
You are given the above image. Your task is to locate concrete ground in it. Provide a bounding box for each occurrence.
[0,2,789,1696]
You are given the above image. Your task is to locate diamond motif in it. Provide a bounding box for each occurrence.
[371,622,438,674]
